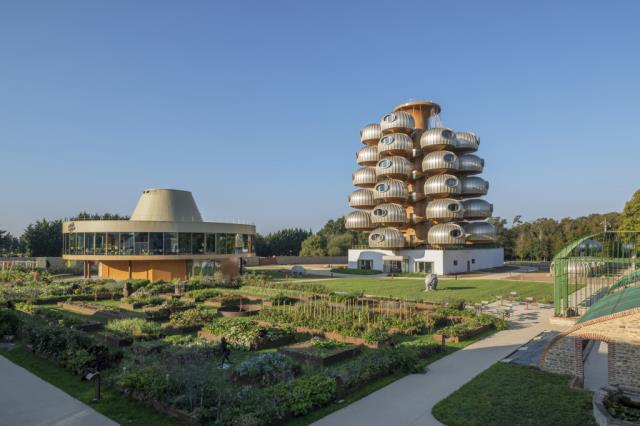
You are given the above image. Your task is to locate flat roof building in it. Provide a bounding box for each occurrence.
[62,189,255,281]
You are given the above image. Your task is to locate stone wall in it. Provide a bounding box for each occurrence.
[541,335,578,376]
[541,311,640,389]
[614,343,640,388]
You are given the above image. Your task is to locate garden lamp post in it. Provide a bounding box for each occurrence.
[81,368,101,402]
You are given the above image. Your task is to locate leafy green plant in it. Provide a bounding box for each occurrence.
[0,308,21,336]
[106,318,161,338]
[184,288,220,302]
[203,318,293,349]
[167,309,215,328]
[234,352,298,386]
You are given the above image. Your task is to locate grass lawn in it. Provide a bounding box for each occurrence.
[432,363,596,426]
[316,278,553,304]
[0,347,182,426]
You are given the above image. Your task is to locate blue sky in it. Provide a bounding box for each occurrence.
[1,1,639,236]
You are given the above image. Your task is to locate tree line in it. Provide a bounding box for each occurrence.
[2,189,639,259]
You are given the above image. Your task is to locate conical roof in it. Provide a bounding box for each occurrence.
[130,189,203,222]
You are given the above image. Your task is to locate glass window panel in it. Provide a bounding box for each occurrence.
[106,233,119,255]
[120,232,134,255]
[215,234,235,255]
[205,234,216,253]
[69,233,76,254]
[95,233,105,255]
[77,233,85,255]
[163,232,178,255]
[192,233,205,255]
[135,232,149,255]
[150,233,163,255]
[178,233,192,254]
[63,233,69,254]
[85,233,94,255]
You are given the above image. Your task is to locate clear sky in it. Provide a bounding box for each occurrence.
[1,1,639,236]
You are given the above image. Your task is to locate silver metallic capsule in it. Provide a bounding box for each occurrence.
[373,179,409,202]
[461,222,497,243]
[345,210,374,231]
[378,133,414,158]
[356,145,379,166]
[371,203,407,226]
[424,174,462,198]
[360,123,382,146]
[420,128,457,152]
[428,223,466,245]
[454,131,480,153]
[379,111,415,135]
[348,189,376,209]
[462,199,493,220]
[461,176,489,196]
[458,154,484,175]
[421,151,459,174]
[352,167,377,188]
[425,199,465,222]
[368,227,406,249]
[375,156,413,180]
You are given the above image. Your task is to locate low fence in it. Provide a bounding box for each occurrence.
[245,256,347,267]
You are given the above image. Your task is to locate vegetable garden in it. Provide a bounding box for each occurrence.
[0,270,509,425]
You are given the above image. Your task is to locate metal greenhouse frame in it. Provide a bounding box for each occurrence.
[553,231,640,317]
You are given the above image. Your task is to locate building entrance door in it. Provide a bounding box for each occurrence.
[467,260,471,272]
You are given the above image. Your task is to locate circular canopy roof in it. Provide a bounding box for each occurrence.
[130,189,203,222]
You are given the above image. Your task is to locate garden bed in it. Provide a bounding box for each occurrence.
[432,324,492,343]
[56,302,122,319]
[217,305,261,317]
[119,301,144,310]
[95,332,134,347]
[279,340,361,366]
[197,329,294,350]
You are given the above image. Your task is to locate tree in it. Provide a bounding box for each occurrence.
[21,219,63,257]
[300,235,327,256]
[326,234,353,256]
[0,229,23,255]
[621,189,640,232]
[255,229,312,256]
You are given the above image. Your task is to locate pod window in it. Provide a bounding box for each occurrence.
[442,129,453,139]
[376,183,389,192]
[378,159,392,169]
[383,114,397,123]
[371,234,385,242]
[443,153,454,163]
[373,209,388,217]
[450,229,462,238]
[381,136,394,145]
[447,203,459,212]
[445,178,458,188]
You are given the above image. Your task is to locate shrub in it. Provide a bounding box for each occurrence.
[106,318,161,338]
[331,268,382,275]
[185,288,220,302]
[168,309,215,328]
[204,318,293,349]
[328,347,423,389]
[234,352,298,386]
[0,308,21,336]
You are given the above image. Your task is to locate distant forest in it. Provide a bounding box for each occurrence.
[2,190,639,259]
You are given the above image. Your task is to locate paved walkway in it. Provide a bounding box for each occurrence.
[584,340,609,391]
[314,303,567,426]
[0,354,117,426]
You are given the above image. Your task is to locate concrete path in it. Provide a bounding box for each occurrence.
[314,303,567,426]
[0,355,117,426]
[584,341,609,391]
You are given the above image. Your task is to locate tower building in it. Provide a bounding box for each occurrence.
[346,101,504,274]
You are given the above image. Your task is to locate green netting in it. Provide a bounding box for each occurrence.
[577,285,640,323]
[553,231,640,317]
[607,270,640,294]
